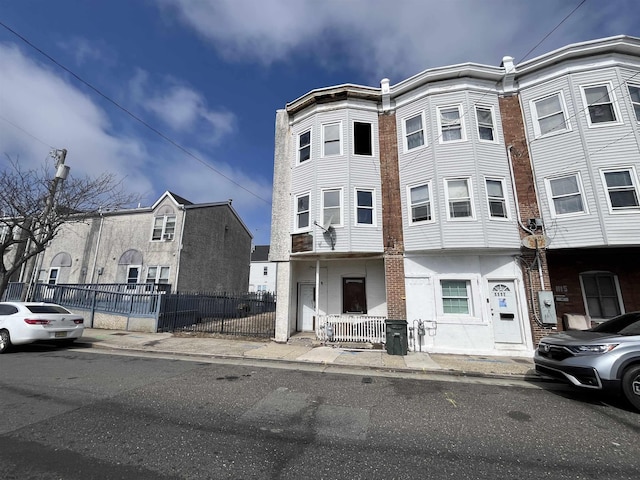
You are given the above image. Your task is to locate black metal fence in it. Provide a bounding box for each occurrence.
[158,291,276,338]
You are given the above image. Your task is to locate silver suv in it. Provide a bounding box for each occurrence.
[534,311,640,411]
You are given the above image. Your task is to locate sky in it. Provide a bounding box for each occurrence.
[2,0,640,246]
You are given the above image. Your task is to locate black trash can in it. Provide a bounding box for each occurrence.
[385,319,408,356]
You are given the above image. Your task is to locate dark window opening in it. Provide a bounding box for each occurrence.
[354,122,372,156]
[343,277,367,314]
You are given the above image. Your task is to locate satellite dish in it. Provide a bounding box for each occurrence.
[521,234,550,249]
[314,216,333,233]
[313,217,337,250]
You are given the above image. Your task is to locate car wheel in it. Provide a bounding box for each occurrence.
[0,329,11,354]
[622,364,640,411]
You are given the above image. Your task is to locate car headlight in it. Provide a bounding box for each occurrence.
[566,344,619,354]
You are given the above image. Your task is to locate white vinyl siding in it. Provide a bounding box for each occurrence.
[580,83,621,127]
[601,168,640,212]
[531,92,570,137]
[404,113,426,151]
[546,174,586,217]
[475,106,496,142]
[437,105,465,143]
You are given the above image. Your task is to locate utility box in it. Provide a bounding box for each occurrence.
[385,319,408,356]
[537,291,558,325]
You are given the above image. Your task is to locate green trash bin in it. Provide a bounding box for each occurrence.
[385,319,408,356]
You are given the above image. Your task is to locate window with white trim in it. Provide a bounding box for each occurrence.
[127,266,141,284]
[437,105,464,142]
[445,178,473,219]
[48,268,59,285]
[580,272,622,319]
[404,113,425,150]
[581,83,619,125]
[531,92,569,137]
[295,193,310,230]
[355,189,374,225]
[602,168,640,211]
[628,84,640,122]
[486,178,507,218]
[441,280,471,315]
[322,188,342,227]
[353,122,373,156]
[409,184,432,223]
[146,266,170,284]
[298,129,311,163]
[323,122,341,156]
[547,174,585,216]
[152,215,176,241]
[475,106,496,142]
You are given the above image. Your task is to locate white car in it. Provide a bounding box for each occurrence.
[0,302,84,353]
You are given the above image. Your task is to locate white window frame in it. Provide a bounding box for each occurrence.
[444,178,475,220]
[353,121,374,157]
[407,182,434,224]
[403,112,426,151]
[580,82,622,127]
[579,271,624,321]
[434,275,482,324]
[600,167,640,213]
[298,129,311,163]
[545,173,587,217]
[485,177,509,220]
[354,188,376,226]
[294,192,311,232]
[321,188,343,228]
[47,268,59,285]
[530,91,571,138]
[127,265,141,284]
[146,266,170,284]
[475,105,497,143]
[627,84,640,122]
[151,215,176,241]
[437,105,466,143]
[322,122,342,157]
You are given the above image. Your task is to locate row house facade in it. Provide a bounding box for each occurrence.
[270,35,640,356]
[22,191,252,294]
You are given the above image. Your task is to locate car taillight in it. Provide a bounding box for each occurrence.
[24,318,50,325]
[74,319,84,324]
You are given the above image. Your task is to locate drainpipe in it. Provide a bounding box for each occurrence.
[173,206,187,291]
[89,211,104,284]
[315,259,320,326]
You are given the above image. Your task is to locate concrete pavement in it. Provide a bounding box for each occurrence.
[76,328,541,382]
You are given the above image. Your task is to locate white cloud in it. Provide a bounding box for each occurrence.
[158,0,640,81]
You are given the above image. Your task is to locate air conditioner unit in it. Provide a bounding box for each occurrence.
[163,233,174,241]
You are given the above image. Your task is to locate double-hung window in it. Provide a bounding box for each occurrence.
[295,193,310,230]
[355,189,374,225]
[48,268,59,285]
[475,106,496,142]
[441,280,471,315]
[602,168,640,211]
[298,130,311,163]
[486,178,508,218]
[547,174,585,216]
[404,113,425,150]
[322,189,342,227]
[353,122,373,156]
[323,123,341,156]
[152,215,176,241]
[628,84,640,122]
[580,272,622,319]
[146,266,170,284]
[531,92,569,137]
[581,83,620,126]
[438,105,464,142]
[446,178,473,219]
[409,184,432,223]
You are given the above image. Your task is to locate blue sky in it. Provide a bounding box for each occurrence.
[2,0,640,246]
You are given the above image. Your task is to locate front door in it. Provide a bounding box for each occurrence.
[489,281,523,344]
[297,284,315,331]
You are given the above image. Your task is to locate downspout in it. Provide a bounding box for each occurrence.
[315,259,320,329]
[173,206,187,291]
[89,211,104,284]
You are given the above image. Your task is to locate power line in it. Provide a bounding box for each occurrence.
[0,113,55,150]
[0,20,271,206]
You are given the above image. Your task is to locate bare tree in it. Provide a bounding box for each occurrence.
[0,154,140,298]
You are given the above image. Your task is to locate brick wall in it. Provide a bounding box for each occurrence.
[499,94,556,343]
[378,112,407,320]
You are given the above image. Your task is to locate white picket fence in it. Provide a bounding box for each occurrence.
[316,315,386,343]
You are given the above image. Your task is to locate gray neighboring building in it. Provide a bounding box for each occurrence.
[28,191,252,293]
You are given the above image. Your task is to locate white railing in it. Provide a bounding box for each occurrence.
[316,315,386,343]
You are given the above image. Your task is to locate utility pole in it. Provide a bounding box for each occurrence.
[25,149,70,300]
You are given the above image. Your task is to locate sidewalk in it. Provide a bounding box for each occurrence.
[77,328,540,382]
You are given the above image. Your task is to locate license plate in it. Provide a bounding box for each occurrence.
[55,331,67,338]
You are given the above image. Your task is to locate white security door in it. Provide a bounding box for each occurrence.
[297,284,315,332]
[489,281,523,344]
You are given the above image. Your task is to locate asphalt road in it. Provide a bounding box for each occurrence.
[1,343,639,480]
